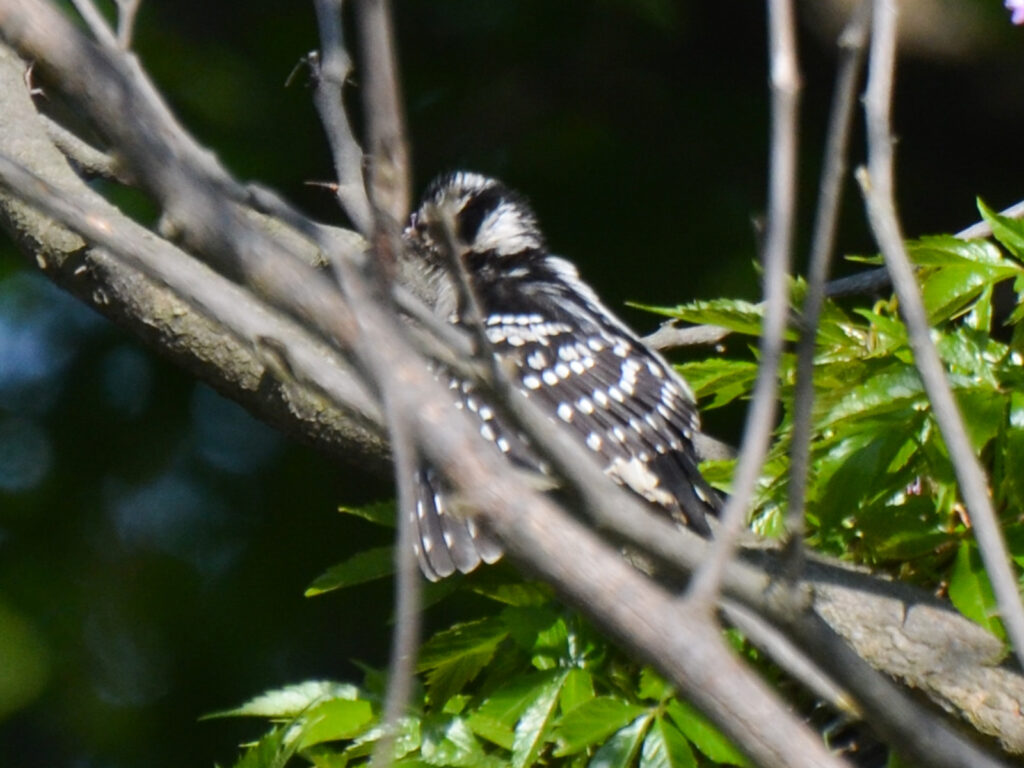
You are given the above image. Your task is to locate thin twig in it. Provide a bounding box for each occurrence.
[311,0,374,234]
[720,600,857,717]
[41,113,122,180]
[642,320,731,349]
[354,0,410,224]
[688,0,801,607]
[646,196,1024,350]
[858,0,1024,669]
[115,0,140,49]
[785,0,870,570]
[69,0,118,49]
[371,388,423,768]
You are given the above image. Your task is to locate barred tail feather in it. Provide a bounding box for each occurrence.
[413,467,503,581]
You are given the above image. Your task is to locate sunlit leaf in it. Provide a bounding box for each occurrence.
[476,670,564,729]
[502,606,567,670]
[340,716,421,761]
[425,648,499,708]
[232,725,290,768]
[588,714,653,768]
[636,667,668,702]
[511,671,568,768]
[821,366,924,428]
[297,699,374,749]
[1001,392,1024,512]
[639,717,697,768]
[665,700,749,767]
[954,388,1006,454]
[337,501,395,528]
[207,681,362,719]
[559,668,596,714]
[421,715,502,768]
[677,359,758,410]
[949,541,1004,639]
[553,697,649,756]
[418,617,508,670]
[978,199,1024,260]
[305,546,394,596]
[636,298,786,340]
[467,711,515,750]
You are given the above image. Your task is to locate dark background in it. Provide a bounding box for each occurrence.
[0,2,1022,766]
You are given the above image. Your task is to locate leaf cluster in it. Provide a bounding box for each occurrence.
[219,539,749,768]
[672,201,1024,637]
[215,203,1024,767]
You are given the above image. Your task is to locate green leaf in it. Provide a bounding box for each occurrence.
[475,671,564,729]
[424,648,499,708]
[337,500,396,528]
[1001,392,1024,512]
[206,681,362,719]
[677,359,758,410]
[642,298,787,340]
[636,667,668,702]
[665,700,749,767]
[511,671,568,768]
[559,668,596,714]
[978,198,1024,260]
[466,711,515,750]
[639,717,697,768]
[905,234,1019,325]
[908,234,1007,268]
[467,579,554,607]
[588,714,653,768]
[417,617,508,670]
[954,388,1006,454]
[297,699,374,749]
[305,546,395,596]
[821,366,924,428]
[420,715,501,768]
[554,697,649,756]
[501,606,568,670]
[340,716,421,762]
[948,541,1004,638]
[232,725,292,768]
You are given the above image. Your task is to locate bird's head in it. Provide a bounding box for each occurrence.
[405,172,546,263]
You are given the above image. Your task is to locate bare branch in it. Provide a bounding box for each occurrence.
[115,0,140,49]
[642,319,731,349]
[688,0,801,606]
[311,0,373,234]
[370,386,423,768]
[786,0,870,566]
[354,0,410,224]
[858,0,1024,670]
[69,0,118,49]
[41,114,121,179]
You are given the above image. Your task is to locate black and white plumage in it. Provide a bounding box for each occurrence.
[404,171,719,581]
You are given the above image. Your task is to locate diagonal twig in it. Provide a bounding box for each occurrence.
[857,0,1024,670]
[354,0,410,225]
[785,0,871,571]
[688,0,801,607]
[115,0,140,49]
[311,0,374,235]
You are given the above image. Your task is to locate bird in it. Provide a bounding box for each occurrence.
[403,171,720,581]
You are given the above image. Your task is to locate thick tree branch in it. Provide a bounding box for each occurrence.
[0,43,386,471]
